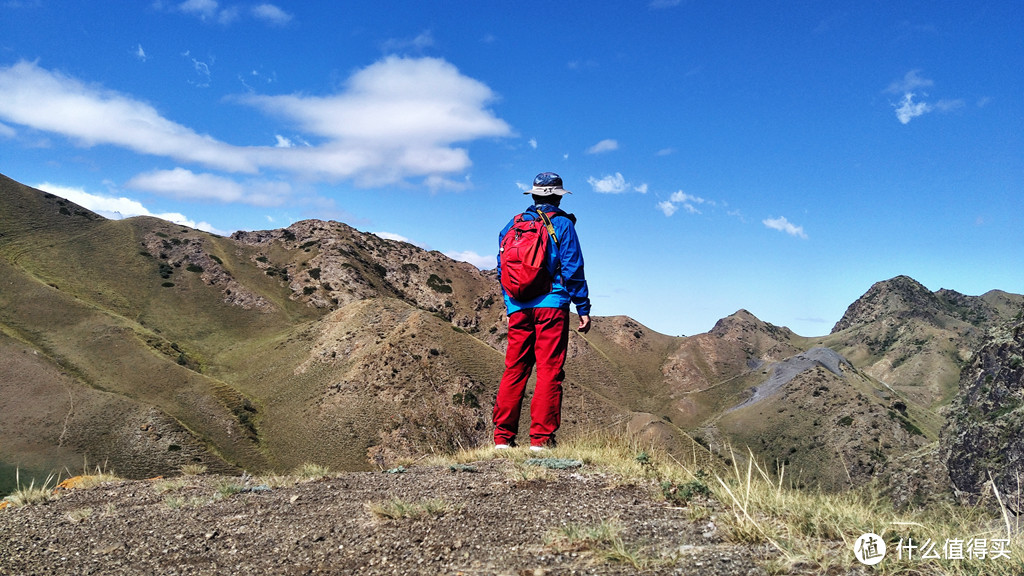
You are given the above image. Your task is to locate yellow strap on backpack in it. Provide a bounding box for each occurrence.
[536,210,558,245]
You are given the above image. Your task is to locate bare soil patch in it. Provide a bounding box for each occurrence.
[0,459,773,575]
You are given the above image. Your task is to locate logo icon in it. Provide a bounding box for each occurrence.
[855,533,887,565]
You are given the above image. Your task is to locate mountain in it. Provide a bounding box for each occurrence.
[823,275,1023,408]
[3,173,1022,499]
[941,311,1024,512]
[0,174,711,496]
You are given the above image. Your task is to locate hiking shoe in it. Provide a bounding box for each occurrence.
[529,445,550,453]
[494,444,511,450]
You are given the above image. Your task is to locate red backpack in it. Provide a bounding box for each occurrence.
[499,210,559,301]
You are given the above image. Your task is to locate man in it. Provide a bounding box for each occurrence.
[493,172,591,451]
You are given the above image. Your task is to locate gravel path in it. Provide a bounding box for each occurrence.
[0,459,773,575]
[728,347,851,412]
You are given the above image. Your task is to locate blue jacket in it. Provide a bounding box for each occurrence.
[497,204,592,317]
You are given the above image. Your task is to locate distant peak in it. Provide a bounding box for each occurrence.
[832,275,942,333]
[711,309,764,333]
[710,309,794,343]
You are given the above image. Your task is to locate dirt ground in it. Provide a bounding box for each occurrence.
[0,459,779,575]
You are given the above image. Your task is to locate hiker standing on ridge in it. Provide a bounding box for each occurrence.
[493,172,591,451]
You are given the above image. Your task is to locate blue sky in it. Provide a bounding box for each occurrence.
[1,1,1021,337]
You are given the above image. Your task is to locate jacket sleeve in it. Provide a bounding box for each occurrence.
[556,219,591,317]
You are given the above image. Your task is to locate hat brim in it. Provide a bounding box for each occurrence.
[525,186,571,196]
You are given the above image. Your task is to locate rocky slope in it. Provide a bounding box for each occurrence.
[824,275,1023,408]
[0,174,704,490]
[942,311,1024,512]
[0,460,772,576]
[4,172,1024,503]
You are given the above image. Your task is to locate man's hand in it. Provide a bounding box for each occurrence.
[577,315,591,334]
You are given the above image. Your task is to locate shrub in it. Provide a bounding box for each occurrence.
[661,476,711,505]
[367,391,486,469]
[427,274,453,293]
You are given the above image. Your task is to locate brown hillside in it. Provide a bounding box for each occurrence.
[4,172,1022,502]
[823,276,1024,407]
[0,174,712,493]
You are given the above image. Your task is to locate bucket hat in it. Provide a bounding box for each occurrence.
[526,172,572,196]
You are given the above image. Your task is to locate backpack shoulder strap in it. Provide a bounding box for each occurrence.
[535,210,559,245]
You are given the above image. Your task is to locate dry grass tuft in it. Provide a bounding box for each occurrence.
[427,428,1024,575]
[3,470,58,508]
[292,463,331,480]
[365,497,461,520]
[180,464,207,476]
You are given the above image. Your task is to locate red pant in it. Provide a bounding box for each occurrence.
[493,307,569,447]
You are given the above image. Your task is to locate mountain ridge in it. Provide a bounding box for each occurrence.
[2,173,1022,499]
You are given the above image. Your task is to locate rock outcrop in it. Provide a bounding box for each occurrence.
[942,311,1024,513]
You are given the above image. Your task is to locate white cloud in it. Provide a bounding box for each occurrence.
[763,216,807,239]
[656,147,674,156]
[885,70,964,124]
[586,139,618,154]
[217,6,240,24]
[424,174,472,192]
[528,137,537,149]
[178,0,218,19]
[0,121,14,138]
[893,93,932,124]
[382,30,435,53]
[33,181,227,234]
[126,168,290,206]
[670,191,704,204]
[634,183,648,194]
[237,56,512,184]
[373,231,413,243]
[0,58,511,188]
[174,0,238,24]
[371,231,435,252]
[251,4,292,25]
[0,61,251,171]
[444,250,494,270]
[135,44,147,62]
[886,70,933,94]
[274,135,294,148]
[587,172,628,194]
[935,99,965,112]
[659,190,710,216]
[184,52,212,87]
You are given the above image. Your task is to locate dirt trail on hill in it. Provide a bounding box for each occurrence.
[0,459,777,575]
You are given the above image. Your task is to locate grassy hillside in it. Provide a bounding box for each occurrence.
[0,175,710,494]
[4,173,1021,504]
